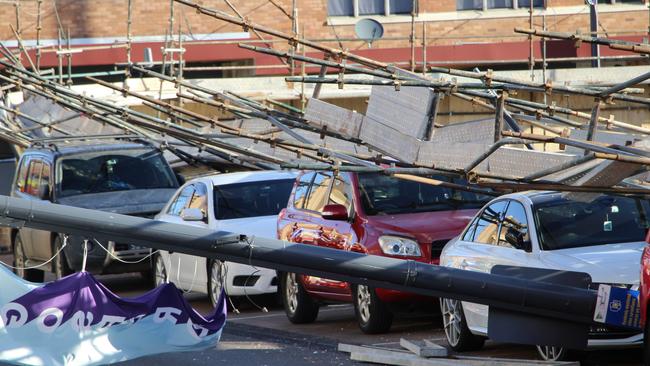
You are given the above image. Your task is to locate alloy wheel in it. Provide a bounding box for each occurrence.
[536,345,565,361]
[154,255,167,288]
[13,237,25,279]
[210,261,224,307]
[356,285,372,323]
[285,272,299,313]
[441,298,463,347]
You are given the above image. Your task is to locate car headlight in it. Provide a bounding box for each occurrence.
[378,236,421,257]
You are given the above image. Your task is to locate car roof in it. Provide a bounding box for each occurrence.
[192,170,298,186]
[25,141,156,157]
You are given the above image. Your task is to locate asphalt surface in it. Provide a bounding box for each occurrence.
[0,254,645,365]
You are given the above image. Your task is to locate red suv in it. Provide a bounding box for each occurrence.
[277,171,489,333]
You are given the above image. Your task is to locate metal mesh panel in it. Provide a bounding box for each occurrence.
[365,85,433,139]
[359,118,420,163]
[304,99,364,138]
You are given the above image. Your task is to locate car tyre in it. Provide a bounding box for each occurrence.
[281,272,319,324]
[13,233,44,282]
[440,298,485,351]
[352,284,393,334]
[208,260,226,308]
[153,254,167,288]
[53,235,74,280]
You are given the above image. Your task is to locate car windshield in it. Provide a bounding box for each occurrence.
[213,179,295,220]
[58,149,177,197]
[357,173,491,216]
[534,194,650,250]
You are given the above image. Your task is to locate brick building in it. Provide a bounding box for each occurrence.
[1,0,649,76]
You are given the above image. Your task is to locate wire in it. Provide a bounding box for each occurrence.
[92,238,158,264]
[242,235,268,313]
[81,239,88,272]
[0,234,69,270]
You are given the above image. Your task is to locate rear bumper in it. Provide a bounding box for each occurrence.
[586,332,643,349]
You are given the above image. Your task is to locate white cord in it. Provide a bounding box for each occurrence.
[182,259,199,294]
[92,238,158,264]
[0,235,69,270]
[81,239,88,273]
[242,236,268,313]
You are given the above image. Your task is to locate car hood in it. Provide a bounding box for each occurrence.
[216,215,279,240]
[56,188,177,216]
[364,209,478,243]
[540,242,646,285]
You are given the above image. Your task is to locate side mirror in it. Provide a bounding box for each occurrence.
[505,227,531,252]
[321,204,349,221]
[180,207,205,222]
[175,172,186,186]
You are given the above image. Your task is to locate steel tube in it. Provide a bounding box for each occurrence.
[0,195,597,324]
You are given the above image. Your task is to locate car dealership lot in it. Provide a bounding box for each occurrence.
[0,253,643,366]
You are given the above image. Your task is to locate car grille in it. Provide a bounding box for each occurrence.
[431,239,451,259]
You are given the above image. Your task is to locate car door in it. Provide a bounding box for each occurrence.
[30,160,53,261]
[15,158,48,259]
[157,184,195,288]
[455,199,536,333]
[320,173,357,252]
[177,182,209,287]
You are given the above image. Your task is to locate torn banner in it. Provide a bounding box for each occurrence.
[0,265,226,366]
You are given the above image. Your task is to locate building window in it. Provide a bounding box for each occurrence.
[328,0,415,16]
[597,0,644,3]
[457,0,543,10]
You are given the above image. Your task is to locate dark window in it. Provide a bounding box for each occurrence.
[40,163,51,198]
[470,201,508,245]
[328,174,354,213]
[187,182,209,222]
[305,172,333,212]
[169,185,195,216]
[487,0,513,8]
[58,149,176,198]
[357,173,492,216]
[328,0,354,15]
[457,0,483,10]
[498,201,530,249]
[389,0,414,14]
[359,0,385,15]
[26,160,43,197]
[534,194,650,250]
[518,0,544,7]
[293,173,313,209]
[214,179,295,220]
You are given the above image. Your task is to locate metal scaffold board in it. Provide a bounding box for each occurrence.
[365,85,434,139]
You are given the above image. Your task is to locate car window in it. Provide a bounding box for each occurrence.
[328,173,353,213]
[304,172,333,212]
[498,201,530,250]
[467,200,509,245]
[461,216,478,242]
[168,185,195,216]
[187,182,209,222]
[40,163,51,198]
[15,157,30,193]
[534,194,650,250]
[25,160,43,197]
[214,179,295,220]
[293,172,313,209]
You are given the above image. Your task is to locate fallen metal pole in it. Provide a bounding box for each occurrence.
[285,76,525,91]
[515,27,650,54]
[0,195,597,326]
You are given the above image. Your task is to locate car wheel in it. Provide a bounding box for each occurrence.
[352,284,393,334]
[53,236,73,280]
[440,298,485,351]
[281,272,319,324]
[153,254,167,288]
[208,260,226,308]
[13,233,44,282]
[535,345,568,361]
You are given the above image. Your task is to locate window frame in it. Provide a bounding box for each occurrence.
[293,172,315,209]
[463,199,509,245]
[498,200,531,251]
[187,181,209,223]
[303,171,334,213]
[327,173,355,218]
[457,0,545,11]
[328,0,417,17]
[168,184,196,216]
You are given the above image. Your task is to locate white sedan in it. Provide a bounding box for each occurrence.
[440,191,648,361]
[154,170,297,307]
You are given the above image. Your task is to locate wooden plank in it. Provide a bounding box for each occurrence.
[400,338,448,358]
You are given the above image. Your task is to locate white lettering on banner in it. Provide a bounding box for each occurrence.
[70,311,94,331]
[97,315,127,329]
[153,307,182,324]
[37,308,64,333]
[127,314,146,324]
[186,319,209,340]
[0,303,28,329]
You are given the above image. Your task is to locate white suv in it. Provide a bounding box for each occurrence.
[154,171,297,306]
[440,191,648,361]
